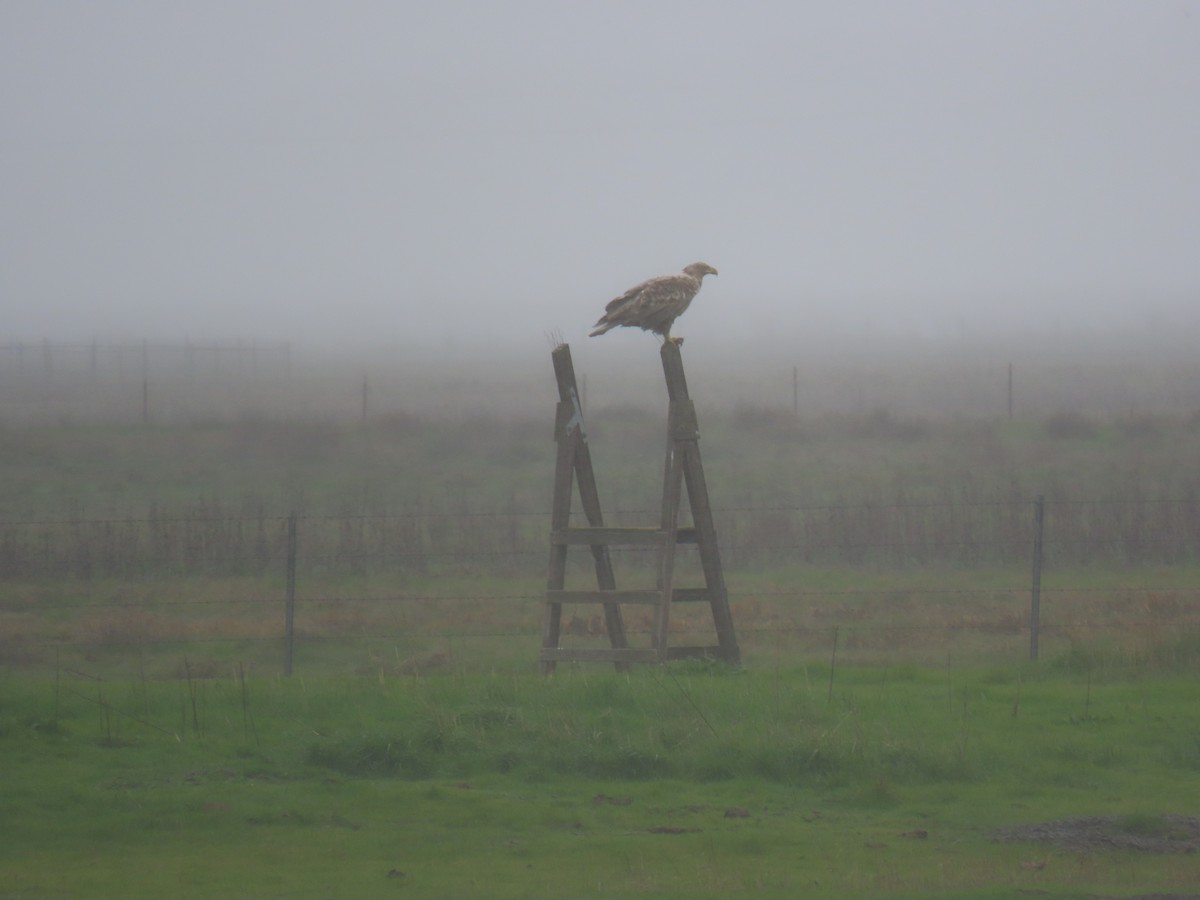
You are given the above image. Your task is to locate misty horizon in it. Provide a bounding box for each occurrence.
[3,2,1198,348]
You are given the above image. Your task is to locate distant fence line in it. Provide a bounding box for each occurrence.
[0,339,292,377]
[2,495,1197,580]
[4,337,1200,425]
[4,496,1199,674]
[0,339,296,424]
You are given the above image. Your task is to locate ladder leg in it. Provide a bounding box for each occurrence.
[540,411,577,674]
[574,439,629,668]
[654,451,684,661]
[681,443,741,664]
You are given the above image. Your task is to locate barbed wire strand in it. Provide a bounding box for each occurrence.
[4,495,1198,528]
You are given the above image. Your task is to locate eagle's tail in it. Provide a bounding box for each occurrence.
[588,320,616,337]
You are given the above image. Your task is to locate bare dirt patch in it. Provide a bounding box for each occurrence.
[993,815,1200,854]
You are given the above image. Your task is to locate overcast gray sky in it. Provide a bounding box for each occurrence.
[3,1,1198,351]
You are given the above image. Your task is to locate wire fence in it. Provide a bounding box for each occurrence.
[3,495,1199,675]
[3,495,1198,577]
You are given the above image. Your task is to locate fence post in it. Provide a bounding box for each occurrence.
[141,339,150,424]
[284,513,298,676]
[1029,495,1044,661]
[1007,363,1013,420]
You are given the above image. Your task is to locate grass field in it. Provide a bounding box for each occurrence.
[3,662,1200,898]
[3,346,1200,896]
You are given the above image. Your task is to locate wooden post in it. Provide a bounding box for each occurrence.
[1007,363,1014,420]
[284,513,297,676]
[659,341,740,665]
[141,339,150,424]
[541,344,629,673]
[1029,495,1044,661]
[655,407,684,660]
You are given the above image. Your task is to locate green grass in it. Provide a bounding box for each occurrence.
[6,561,1199,683]
[2,663,1199,898]
[4,383,1200,895]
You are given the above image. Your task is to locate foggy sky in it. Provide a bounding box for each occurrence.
[3,1,1198,351]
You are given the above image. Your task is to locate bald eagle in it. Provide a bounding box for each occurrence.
[588,262,717,342]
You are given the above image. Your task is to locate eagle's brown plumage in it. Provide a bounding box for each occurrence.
[588,262,717,342]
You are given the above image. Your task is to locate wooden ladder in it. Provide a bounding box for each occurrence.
[539,342,740,673]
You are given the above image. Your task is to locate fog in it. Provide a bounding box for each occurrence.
[3,1,1198,358]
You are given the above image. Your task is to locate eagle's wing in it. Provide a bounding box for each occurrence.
[600,274,695,326]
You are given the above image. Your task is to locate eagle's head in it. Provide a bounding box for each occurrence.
[683,262,718,281]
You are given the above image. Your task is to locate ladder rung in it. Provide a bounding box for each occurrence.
[546,589,663,605]
[551,527,664,546]
[551,526,699,546]
[545,588,712,605]
[540,648,661,663]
